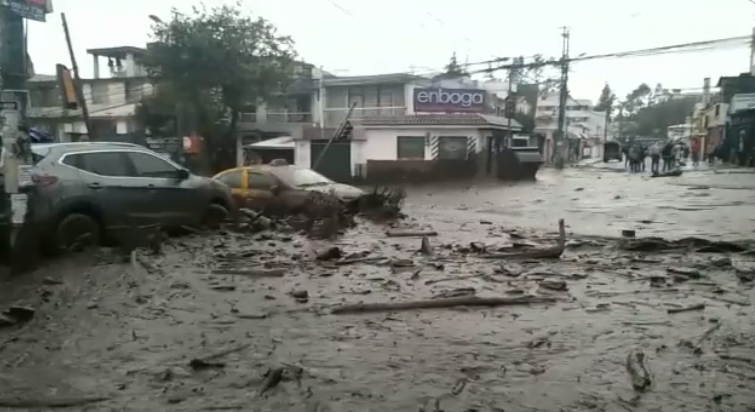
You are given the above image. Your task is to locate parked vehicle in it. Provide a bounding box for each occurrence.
[1,142,235,252]
[213,164,364,212]
[603,142,623,163]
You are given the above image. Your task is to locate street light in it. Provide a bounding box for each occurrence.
[148,14,163,24]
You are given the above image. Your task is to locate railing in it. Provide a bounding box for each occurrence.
[238,111,313,123]
[323,106,406,127]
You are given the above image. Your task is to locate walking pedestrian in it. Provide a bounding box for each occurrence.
[661,141,674,171]
[650,142,661,174]
[628,145,641,172]
[640,145,648,172]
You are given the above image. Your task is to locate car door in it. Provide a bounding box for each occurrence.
[124,150,195,226]
[215,169,248,208]
[246,171,277,211]
[60,150,153,230]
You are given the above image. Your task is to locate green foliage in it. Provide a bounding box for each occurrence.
[594,83,615,113]
[139,2,297,140]
[618,82,697,138]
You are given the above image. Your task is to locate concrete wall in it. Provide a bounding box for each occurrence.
[361,127,487,183]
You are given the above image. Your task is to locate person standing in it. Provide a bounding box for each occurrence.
[650,142,661,174]
[690,137,700,166]
[661,140,674,171]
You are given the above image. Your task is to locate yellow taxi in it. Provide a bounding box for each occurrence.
[212,163,364,211]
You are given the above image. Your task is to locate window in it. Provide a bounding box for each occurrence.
[248,172,277,189]
[63,152,132,176]
[127,152,178,178]
[397,136,425,159]
[438,136,468,160]
[217,171,242,188]
[90,82,109,105]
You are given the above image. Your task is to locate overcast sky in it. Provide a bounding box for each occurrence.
[28,0,755,103]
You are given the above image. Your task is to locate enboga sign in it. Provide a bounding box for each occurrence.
[413,87,487,113]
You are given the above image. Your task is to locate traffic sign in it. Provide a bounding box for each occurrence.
[0,0,50,22]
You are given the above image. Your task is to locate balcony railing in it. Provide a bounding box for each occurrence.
[323,106,405,127]
[239,111,313,123]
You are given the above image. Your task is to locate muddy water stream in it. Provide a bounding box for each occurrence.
[1,212,754,412]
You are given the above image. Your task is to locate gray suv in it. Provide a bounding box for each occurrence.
[8,142,235,252]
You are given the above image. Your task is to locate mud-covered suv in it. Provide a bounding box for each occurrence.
[1,142,235,252]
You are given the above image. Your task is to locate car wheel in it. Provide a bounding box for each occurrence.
[56,213,101,253]
[202,203,229,230]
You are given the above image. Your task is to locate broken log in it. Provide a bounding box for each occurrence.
[419,236,434,255]
[331,295,556,315]
[482,219,566,260]
[386,229,438,238]
[211,268,286,277]
[667,303,705,314]
[626,349,652,392]
[0,396,110,409]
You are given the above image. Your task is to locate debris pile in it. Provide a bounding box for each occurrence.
[353,186,407,220]
[236,186,406,238]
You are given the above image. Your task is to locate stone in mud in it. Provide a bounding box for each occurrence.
[316,246,342,260]
[290,289,309,303]
[539,278,568,291]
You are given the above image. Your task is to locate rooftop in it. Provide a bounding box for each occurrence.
[358,113,522,130]
[87,46,147,58]
[324,73,423,87]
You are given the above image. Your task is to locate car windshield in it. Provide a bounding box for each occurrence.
[292,169,332,187]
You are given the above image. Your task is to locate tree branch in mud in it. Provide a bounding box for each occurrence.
[482,219,565,260]
[0,396,110,409]
[330,295,557,315]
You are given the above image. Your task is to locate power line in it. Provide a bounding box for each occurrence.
[458,34,752,77]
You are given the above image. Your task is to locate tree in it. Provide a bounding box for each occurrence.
[615,82,697,138]
[443,52,468,77]
[595,84,614,111]
[140,2,297,170]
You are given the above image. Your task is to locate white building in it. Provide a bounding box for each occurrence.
[28,46,153,141]
[534,93,608,161]
[242,72,522,181]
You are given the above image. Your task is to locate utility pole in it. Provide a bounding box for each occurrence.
[1,1,49,271]
[61,13,94,141]
[554,26,570,169]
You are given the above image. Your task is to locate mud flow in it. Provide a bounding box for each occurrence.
[1,167,755,411]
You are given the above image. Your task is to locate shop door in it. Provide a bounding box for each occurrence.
[310,141,352,182]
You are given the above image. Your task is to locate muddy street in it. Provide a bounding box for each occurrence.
[2,166,755,412]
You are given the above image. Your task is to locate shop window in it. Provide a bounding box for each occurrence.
[438,136,468,160]
[397,136,425,159]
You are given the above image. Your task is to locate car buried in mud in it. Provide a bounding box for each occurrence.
[212,164,365,213]
[0,142,236,254]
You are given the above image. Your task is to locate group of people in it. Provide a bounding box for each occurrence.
[623,140,699,174]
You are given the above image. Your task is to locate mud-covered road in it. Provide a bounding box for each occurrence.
[1,164,755,412]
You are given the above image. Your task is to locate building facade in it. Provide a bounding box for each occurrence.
[534,93,608,162]
[27,46,152,141]
[241,72,521,181]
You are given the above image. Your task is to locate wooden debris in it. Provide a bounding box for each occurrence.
[0,396,110,408]
[188,343,251,371]
[331,295,556,315]
[482,219,565,260]
[386,229,438,238]
[419,236,434,255]
[258,367,284,396]
[626,349,652,392]
[667,303,705,314]
[211,268,286,277]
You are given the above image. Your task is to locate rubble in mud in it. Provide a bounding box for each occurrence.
[2,211,755,411]
[236,186,407,239]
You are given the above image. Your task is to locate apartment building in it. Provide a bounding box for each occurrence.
[534,93,608,161]
[27,46,152,141]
